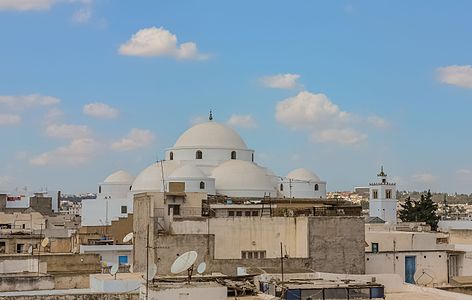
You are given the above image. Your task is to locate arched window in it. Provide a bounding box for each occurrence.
[169,152,174,160]
[280,183,284,191]
[196,150,203,159]
[314,184,319,191]
[200,181,205,189]
[251,153,254,162]
[98,185,101,194]
[129,186,132,191]
[231,151,236,160]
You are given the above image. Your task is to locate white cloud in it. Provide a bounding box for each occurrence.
[43,107,64,124]
[437,65,472,88]
[0,114,21,125]
[367,116,389,129]
[276,91,350,128]
[71,6,91,23]
[311,128,367,144]
[260,73,301,89]
[30,138,99,166]
[45,123,91,139]
[118,27,208,60]
[412,172,437,184]
[227,114,257,129]
[0,0,56,11]
[83,102,118,119]
[0,94,60,109]
[111,129,155,151]
[457,169,471,175]
[275,91,372,145]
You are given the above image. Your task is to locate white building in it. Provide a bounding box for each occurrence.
[82,115,327,227]
[369,167,397,224]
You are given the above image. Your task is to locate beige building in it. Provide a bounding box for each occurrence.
[133,191,365,276]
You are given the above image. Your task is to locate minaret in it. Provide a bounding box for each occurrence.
[369,166,397,224]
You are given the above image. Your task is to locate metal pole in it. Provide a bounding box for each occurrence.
[37,223,42,275]
[146,224,149,300]
[280,242,284,286]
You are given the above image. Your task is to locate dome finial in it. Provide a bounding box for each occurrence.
[209,109,213,121]
[377,165,387,177]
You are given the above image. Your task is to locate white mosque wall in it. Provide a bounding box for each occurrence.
[167,178,216,194]
[81,195,133,226]
[279,180,327,199]
[99,183,132,200]
[165,148,254,164]
[216,188,276,198]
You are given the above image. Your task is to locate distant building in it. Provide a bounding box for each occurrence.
[369,167,397,224]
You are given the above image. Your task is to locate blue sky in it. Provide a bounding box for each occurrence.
[1,0,472,194]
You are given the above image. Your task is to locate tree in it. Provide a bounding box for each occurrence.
[399,190,440,231]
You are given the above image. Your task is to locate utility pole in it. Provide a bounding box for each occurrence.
[37,223,42,275]
[146,224,149,300]
[280,242,284,286]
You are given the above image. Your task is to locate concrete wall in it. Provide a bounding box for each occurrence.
[308,217,365,274]
[0,275,54,292]
[365,251,448,285]
[449,229,472,245]
[0,257,38,273]
[54,273,90,289]
[0,294,138,300]
[39,253,101,274]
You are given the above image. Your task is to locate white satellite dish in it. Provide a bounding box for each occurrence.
[123,232,133,243]
[41,237,49,248]
[146,263,157,281]
[171,251,198,274]
[28,246,33,254]
[197,262,206,274]
[110,264,119,276]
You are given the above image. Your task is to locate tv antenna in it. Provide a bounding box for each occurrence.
[123,232,133,243]
[110,264,119,279]
[170,251,198,283]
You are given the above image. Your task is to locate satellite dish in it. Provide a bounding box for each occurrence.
[197,262,206,274]
[146,263,157,281]
[171,251,198,274]
[123,232,133,243]
[41,237,49,248]
[110,264,119,276]
[28,246,33,254]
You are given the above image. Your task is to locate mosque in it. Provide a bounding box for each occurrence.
[81,113,326,226]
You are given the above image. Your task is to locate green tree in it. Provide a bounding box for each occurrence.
[399,190,440,231]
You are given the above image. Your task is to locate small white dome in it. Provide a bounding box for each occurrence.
[169,165,207,179]
[286,168,321,182]
[174,121,247,150]
[131,161,178,192]
[103,170,134,184]
[211,160,276,196]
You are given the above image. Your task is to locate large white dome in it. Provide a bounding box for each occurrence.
[131,161,179,192]
[286,168,321,182]
[173,121,247,150]
[211,160,276,197]
[103,170,134,184]
[169,164,207,179]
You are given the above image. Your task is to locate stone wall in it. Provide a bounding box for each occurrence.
[308,216,365,274]
[40,253,101,274]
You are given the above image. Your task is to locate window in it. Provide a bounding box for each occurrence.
[118,255,128,265]
[245,211,251,217]
[251,153,254,162]
[169,151,174,160]
[0,242,5,254]
[251,211,259,217]
[372,189,378,199]
[121,206,127,214]
[314,184,319,191]
[200,181,205,190]
[99,185,101,194]
[196,150,203,159]
[236,211,242,217]
[386,189,392,199]
[168,204,180,216]
[231,151,237,160]
[280,184,284,191]
[228,211,235,217]
[129,185,132,191]
[16,243,24,253]
[242,250,266,259]
[372,243,379,253]
[22,224,25,229]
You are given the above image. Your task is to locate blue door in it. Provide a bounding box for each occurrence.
[405,256,416,284]
[118,255,128,265]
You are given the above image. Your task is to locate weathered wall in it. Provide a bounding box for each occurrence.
[0,293,138,300]
[0,275,54,292]
[308,216,365,274]
[49,238,72,253]
[53,273,90,289]
[449,229,472,245]
[133,193,152,273]
[40,253,100,274]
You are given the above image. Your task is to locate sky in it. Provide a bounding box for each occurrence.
[1,0,472,194]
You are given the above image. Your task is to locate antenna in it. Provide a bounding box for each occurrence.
[197,262,206,274]
[110,264,119,279]
[123,232,133,243]
[170,251,198,283]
